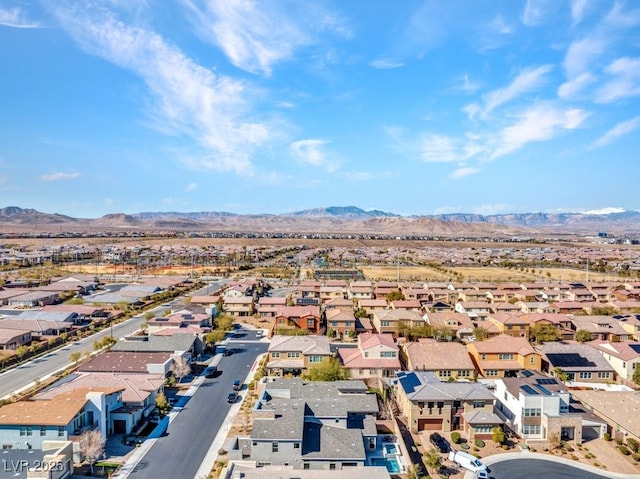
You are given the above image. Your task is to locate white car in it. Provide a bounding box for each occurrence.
[476,471,489,479]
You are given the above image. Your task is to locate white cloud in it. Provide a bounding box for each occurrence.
[480,65,553,117]
[489,14,513,34]
[0,6,40,28]
[591,116,640,149]
[450,167,480,179]
[582,207,626,215]
[185,182,198,192]
[491,104,588,159]
[419,134,459,163]
[180,0,349,76]
[289,139,339,171]
[48,2,275,174]
[563,36,606,79]
[471,203,511,215]
[460,74,481,94]
[557,72,596,99]
[40,172,81,181]
[521,0,555,26]
[370,59,404,70]
[570,0,589,25]
[605,2,640,28]
[596,57,640,103]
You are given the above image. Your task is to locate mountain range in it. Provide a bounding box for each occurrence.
[0,206,638,236]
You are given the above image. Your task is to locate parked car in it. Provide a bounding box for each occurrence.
[227,392,238,403]
[429,432,450,453]
[204,366,218,378]
[233,379,242,391]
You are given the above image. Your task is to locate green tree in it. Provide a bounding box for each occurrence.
[354,307,368,318]
[205,329,226,347]
[406,463,424,479]
[529,323,561,343]
[15,346,29,359]
[553,366,570,382]
[472,327,489,341]
[303,357,349,381]
[633,364,640,386]
[215,314,234,332]
[575,329,592,343]
[70,352,81,364]
[492,427,506,445]
[423,447,442,474]
[386,290,405,302]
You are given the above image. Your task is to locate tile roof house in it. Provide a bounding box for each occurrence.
[467,335,542,378]
[395,371,501,439]
[401,338,476,381]
[525,313,575,340]
[611,314,640,341]
[371,310,423,335]
[0,328,31,351]
[537,341,616,383]
[272,306,322,336]
[494,370,606,444]
[325,309,356,339]
[0,318,73,338]
[486,312,530,338]
[423,312,475,340]
[223,296,255,317]
[267,335,332,377]
[78,351,174,376]
[571,390,640,443]
[323,298,354,312]
[110,333,203,359]
[589,340,640,383]
[337,333,401,380]
[228,378,379,470]
[454,301,491,322]
[568,315,629,342]
[257,296,287,318]
[356,299,388,316]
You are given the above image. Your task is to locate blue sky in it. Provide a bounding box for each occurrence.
[1,0,639,218]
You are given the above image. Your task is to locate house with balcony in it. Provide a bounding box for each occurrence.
[0,387,123,450]
[494,370,606,444]
[402,338,476,381]
[257,297,287,318]
[395,371,502,439]
[357,299,388,317]
[525,313,575,340]
[228,378,379,470]
[347,281,374,301]
[537,341,616,383]
[454,301,491,323]
[467,335,542,378]
[371,310,423,335]
[223,296,255,317]
[266,335,332,377]
[486,312,530,338]
[423,312,474,341]
[337,333,401,380]
[272,306,322,336]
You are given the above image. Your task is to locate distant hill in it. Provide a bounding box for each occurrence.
[0,205,638,236]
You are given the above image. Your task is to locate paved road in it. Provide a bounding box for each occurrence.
[488,458,611,479]
[127,330,267,479]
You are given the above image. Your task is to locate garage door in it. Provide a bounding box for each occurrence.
[113,420,127,434]
[582,426,601,441]
[417,419,443,431]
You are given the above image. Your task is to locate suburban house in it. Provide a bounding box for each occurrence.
[0,387,123,450]
[467,335,542,378]
[110,333,203,359]
[615,314,640,341]
[347,282,374,301]
[228,378,380,470]
[390,300,422,312]
[589,340,640,384]
[454,301,491,322]
[486,313,530,338]
[494,370,606,444]
[0,328,31,351]
[147,311,211,335]
[525,313,576,340]
[0,318,73,338]
[223,296,255,317]
[537,342,616,383]
[325,309,356,339]
[371,310,423,335]
[395,371,502,439]
[401,339,476,381]
[357,299,388,317]
[224,464,391,479]
[323,298,354,312]
[571,390,640,443]
[272,306,322,336]
[423,312,474,341]
[256,297,287,318]
[266,335,332,377]
[568,315,629,342]
[319,286,346,302]
[337,333,401,380]
[7,291,60,308]
[78,351,174,376]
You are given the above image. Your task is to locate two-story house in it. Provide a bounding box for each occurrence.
[402,338,476,381]
[337,333,401,379]
[371,310,423,335]
[537,341,616,383]
[395,371,502,439]
[326,309,356,339]
[272,306,322,335]
[486,313,530,338]
[266,335,332,377]
[590,340,640,383]
[467,335,542,378]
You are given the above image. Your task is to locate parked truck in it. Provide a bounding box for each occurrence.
[448,450,488,473]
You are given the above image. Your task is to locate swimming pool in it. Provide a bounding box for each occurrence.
[384,444,398,455]
[371,457,401,473]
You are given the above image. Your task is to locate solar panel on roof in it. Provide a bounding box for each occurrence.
[521,370,534,377]
[536,378,557,385]
[521,385,539,395]
[534,385,552,396]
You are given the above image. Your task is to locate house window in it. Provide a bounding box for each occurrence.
[486,370,499,376]
[332,321,338,327]
[523,408,541,417]
[579,372,592,379]
[530,356,535,364]
[272,442,279,453]
[40,426,46,436]
[381,351,396,358]
[427,402,434,409]
[499,353,513,360]
[287,352,300,358]
[418,402,425,409]
[522,424,541,435]
[307,318,315,327]
[294,442,300,449]
[309,355,322,363]
[481,354,486,360]
[303,464,310,470]
[437,402,444,409]
[439,370,451,377]
[20,426,27,436]
[597,372,609,379]
[473,401,485,409]
[381,321,390,327]
[475,425,493,433]
[58,427,65,437]
[271,352,280,358]
[330,464,336,470]
[458,370,469,377]
[345,322,352,327]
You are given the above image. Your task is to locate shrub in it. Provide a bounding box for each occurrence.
[450,432,461,444]
[627,437,640,453]
[502,445,509,450]
[571,455,579,461]
[619,445,631,456]
[615,437,623,446]
[474,439,485,448]
[473,447,479,452]
[632,453,640,462]
[603,432,611,441]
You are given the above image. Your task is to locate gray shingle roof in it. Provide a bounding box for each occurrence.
[397,371,495,401]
